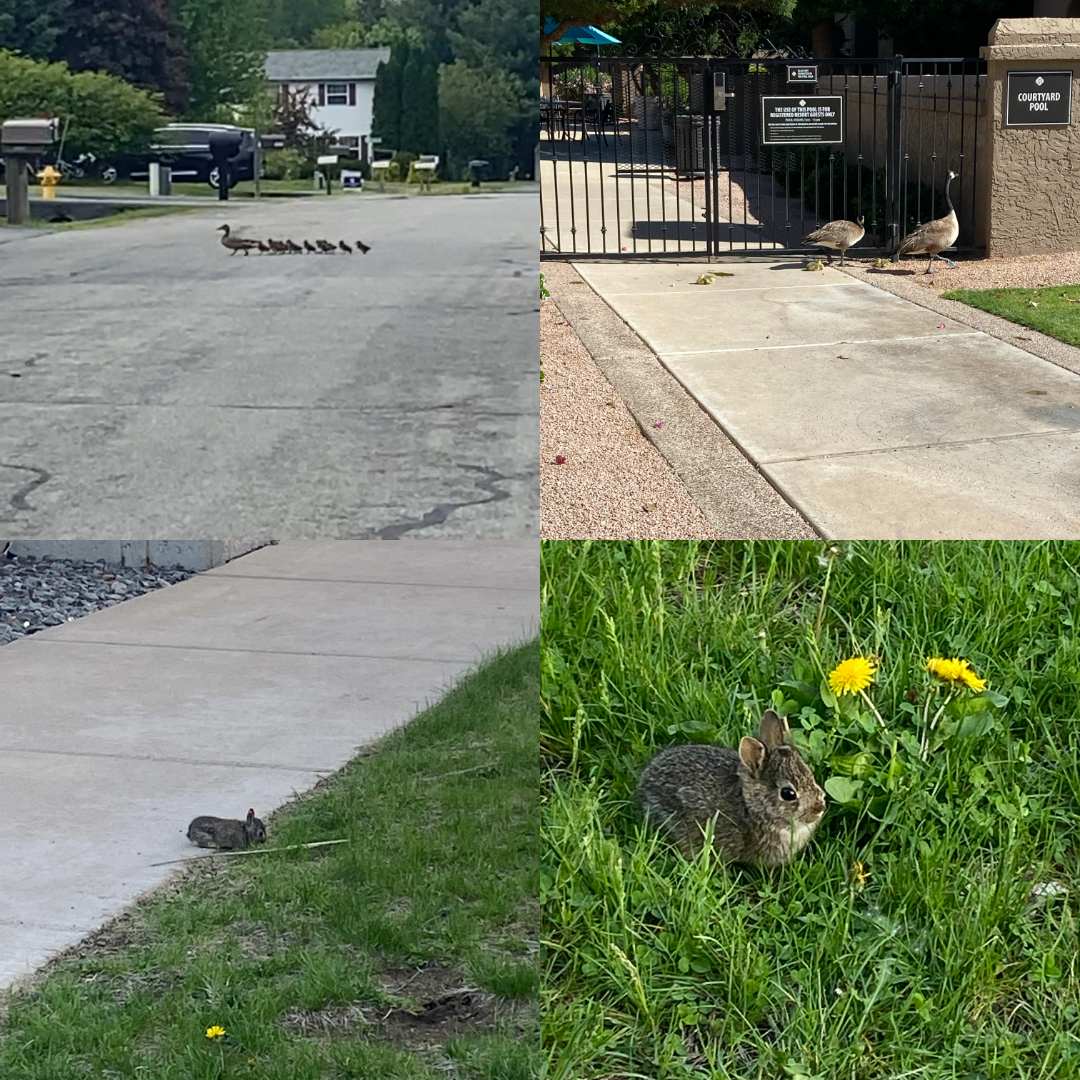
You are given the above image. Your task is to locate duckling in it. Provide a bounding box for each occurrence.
[216,223,258,255]
[805,258,825,271]
[285,239,303,254]
[695,273,715,285]
[303,240,317,253]
[339,240,353,254]
[871,257,892,270]
[316,239,335,253]
[256,240,269,253]
[355,239,371,255]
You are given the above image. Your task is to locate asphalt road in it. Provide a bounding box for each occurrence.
[0,190,537,537]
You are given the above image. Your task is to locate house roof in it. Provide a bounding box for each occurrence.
[265,49,391,82]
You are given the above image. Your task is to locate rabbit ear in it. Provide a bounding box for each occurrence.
[739,735,767,774]
[758,710,789,748]
[247,808,256,822]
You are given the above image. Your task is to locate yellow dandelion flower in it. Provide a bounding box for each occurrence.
[828,656,877,696]
[205,1025,227,1040]
[926,657,986,691]
[851,860,870,887]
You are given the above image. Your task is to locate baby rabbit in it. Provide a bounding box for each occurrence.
[636,710,825,866]
[187,808,267,850]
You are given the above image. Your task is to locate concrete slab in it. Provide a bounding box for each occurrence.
[569,257,1080,538]
[764,432,1080,539]
[580,274,976,355]
[671,333,1080,460]
[0,540,538,990]
[210,538,537,592]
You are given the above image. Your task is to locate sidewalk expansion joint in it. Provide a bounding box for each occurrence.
[604,282,858,296]
[31,639,482,663]
[208,572,538,593]
[661,332,983,356]
[0,745,336,772]
[760,426,1077,465]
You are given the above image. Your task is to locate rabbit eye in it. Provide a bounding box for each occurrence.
[780,786,797,802]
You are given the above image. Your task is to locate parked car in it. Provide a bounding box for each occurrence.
[103,124,257,189]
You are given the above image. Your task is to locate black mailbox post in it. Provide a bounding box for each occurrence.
[208,129,243,201]
[468,158,489,187]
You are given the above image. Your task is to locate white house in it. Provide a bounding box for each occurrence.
[264,48,391,161]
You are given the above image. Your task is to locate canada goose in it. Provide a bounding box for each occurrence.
[895,171,959,273]
[303,240,317,253]
[355,240,371,255]
[216,223,258,255]
[316,239,335,253]
[338,240,353,254]
[801,215,865,266]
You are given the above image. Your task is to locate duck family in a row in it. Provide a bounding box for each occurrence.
[217,224,370,256]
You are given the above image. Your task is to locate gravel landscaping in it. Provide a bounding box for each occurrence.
[0,553,193,644]
[540,298,727,539]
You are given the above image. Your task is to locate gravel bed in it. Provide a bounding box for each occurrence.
[0,553,194,645]
[874,249,1080,294]
[540,296,726,539]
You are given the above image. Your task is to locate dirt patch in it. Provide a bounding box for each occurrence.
[281,960,531,1053]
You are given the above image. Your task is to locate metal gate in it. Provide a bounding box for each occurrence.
[540,55,985,259]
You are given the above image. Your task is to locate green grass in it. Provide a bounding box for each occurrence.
[0,640,539,1080]
[542,542,1080,1080]
[941,284,1080,346]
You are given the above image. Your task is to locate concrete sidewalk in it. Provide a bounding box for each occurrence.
[0,540,538,990]
[573,259,1080,538]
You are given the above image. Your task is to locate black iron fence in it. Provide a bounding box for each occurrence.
[540,55,985,259]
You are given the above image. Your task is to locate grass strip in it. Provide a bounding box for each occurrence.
[941,283,1080,346]
[1,639,539,1080]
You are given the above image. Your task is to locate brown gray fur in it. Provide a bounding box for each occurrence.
[186,808,267,850]
[801,215,865,266]
[894,170,959,273]
[636,711,826,866]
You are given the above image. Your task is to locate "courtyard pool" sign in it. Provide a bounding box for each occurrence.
[1005,71,1072,126]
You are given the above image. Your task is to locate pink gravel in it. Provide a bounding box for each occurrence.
[540,299,724,539]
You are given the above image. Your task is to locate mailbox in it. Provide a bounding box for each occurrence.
[208,129,243,161]
[1,118,59,155]
[259,132,286,150]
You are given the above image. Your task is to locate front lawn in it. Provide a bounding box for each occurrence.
[941,284,1080,346]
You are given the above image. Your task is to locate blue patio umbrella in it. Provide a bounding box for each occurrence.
[543,18,621,45]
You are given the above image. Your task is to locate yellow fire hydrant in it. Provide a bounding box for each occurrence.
[37,164,61,200]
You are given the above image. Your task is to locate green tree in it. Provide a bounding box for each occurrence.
[265,0,350,47]
[0,0,70,59]
[843,0,1029,58]
[542,0,795,51]
[54,0,190,115]
[400,44,439,153]
[371,42,403,147]
[438,59,522,176]
[0,48,164,156]
[172,0,269,120]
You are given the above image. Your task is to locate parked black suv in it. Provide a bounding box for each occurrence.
[106,124,257,189]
